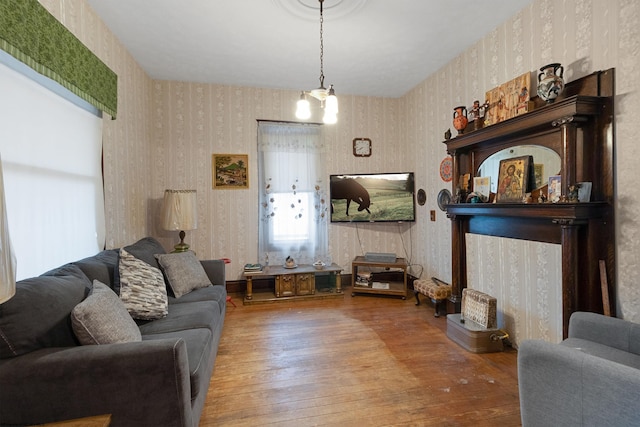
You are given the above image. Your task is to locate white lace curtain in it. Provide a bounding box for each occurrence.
[257,121,330,267]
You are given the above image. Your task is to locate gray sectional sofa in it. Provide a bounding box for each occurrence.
[0,237,227,427]
[518,311,640,427]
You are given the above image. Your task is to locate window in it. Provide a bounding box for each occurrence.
[0,56,105,280]
[257,121,330,266]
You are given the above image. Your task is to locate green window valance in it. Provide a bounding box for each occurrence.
[0,0,117,118]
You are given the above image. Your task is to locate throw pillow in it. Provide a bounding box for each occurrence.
[118,248,168,320]
[71,280,142,345]
[113,237,167,295]
[0,265,89,359]
[155,251,212,298]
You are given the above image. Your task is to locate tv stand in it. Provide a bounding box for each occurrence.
[351,256,408,299]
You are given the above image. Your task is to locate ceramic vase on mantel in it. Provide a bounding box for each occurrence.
[453,106,468,135]
[537,63,565,103]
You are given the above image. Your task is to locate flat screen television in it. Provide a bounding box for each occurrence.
[329,172,416,223]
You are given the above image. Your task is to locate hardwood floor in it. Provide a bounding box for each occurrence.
[200,289,521,426]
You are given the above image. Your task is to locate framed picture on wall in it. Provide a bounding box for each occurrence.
[212,154,248,189]
[496,155,533,202]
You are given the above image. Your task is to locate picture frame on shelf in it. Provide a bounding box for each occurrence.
[473,176,491,202]
[212,154,248,189]
[548,175,561,202]
[496,155,533,203]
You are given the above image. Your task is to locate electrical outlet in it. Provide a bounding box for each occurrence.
[430,210,436,221]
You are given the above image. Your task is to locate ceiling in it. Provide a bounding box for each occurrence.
[86,0,534,98]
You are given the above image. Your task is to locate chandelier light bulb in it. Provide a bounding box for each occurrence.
[295,93,311,120]
[325,85,338,115]
[323,110,337,124]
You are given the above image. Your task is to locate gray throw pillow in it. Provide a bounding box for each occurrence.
[0,265,89,359]
[71,280,142,345]
[118,248,168,320]
[155,251,212,298]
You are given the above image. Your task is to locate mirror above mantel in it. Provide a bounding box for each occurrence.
[478,145,561,192]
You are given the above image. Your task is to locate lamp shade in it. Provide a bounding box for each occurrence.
[161,189,197,231]
[0,154,16,304]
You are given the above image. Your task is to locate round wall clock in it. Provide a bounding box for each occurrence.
[439,156,453,182]
[353,138,372,157]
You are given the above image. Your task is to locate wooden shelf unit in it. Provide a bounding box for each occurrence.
[351,256,408,299]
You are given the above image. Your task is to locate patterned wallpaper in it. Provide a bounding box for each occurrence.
[42,0,640,345]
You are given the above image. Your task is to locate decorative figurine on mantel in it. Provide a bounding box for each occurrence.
[469,100,488,130]
[537,63,565,103]
[453,106,469,135]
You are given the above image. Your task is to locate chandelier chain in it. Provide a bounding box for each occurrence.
[318,0,324,88]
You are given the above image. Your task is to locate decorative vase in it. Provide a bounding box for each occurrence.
[537,63,564,103]
[453,106,468,134]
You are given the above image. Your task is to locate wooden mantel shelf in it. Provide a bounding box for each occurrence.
[446,201,611,221]
[444,95,606,152]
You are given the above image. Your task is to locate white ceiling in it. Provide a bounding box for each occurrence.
[86,0,534,98]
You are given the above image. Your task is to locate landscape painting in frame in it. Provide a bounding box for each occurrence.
[213,154,248,189]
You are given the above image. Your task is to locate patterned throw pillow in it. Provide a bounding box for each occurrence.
[71,280,142,345]
[118,248,168,320]
[155,251,212,298]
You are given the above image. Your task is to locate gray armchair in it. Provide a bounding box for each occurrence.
[518,311,640,427]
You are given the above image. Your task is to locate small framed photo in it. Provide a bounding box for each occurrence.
[473,176,491,202]
[496,155,533,202]
[212,154,248,189]
[548,175,561,202]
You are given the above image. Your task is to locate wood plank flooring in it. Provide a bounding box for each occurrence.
[200,289,521,426]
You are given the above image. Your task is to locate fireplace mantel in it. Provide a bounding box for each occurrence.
[443,69,615,338]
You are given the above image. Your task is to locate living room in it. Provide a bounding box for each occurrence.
[82,0,638,345]
[1,0,639,425]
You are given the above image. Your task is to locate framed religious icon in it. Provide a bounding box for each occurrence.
[212,154,249,189]
[496,155,533,202]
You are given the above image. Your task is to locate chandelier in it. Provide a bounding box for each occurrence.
[295,0,338,124]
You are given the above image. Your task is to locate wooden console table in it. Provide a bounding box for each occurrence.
[243,263,343,302]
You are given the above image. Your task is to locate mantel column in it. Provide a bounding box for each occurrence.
[447,213,465,313]
[553,116,586,196]
[553,218,585,338]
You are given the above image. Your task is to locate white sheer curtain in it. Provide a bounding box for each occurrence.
[257,122,330,267]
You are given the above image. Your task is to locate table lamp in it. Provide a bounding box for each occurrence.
[161,189,197,253]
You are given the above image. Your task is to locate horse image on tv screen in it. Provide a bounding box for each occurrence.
[330,173,415,223]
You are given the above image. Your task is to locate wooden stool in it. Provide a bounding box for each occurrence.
[413,277,452,317]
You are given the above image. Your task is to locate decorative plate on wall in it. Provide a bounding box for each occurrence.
[437,189,452,211]
[440,156,453,182]
[417,189,426,206]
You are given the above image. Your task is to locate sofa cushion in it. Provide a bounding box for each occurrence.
[155,252,212,298]
[118,248,168,320]
[71,280,142,345]
[137,300,220,335]
[168,284,227,311]
[0,265,89,359]
[73,249,119,289]
[113,237,167,295]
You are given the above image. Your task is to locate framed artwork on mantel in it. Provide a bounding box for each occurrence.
[212,154,248,189]
[496,155,533,202]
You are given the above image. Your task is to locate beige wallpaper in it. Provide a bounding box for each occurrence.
[43,0,640,344]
